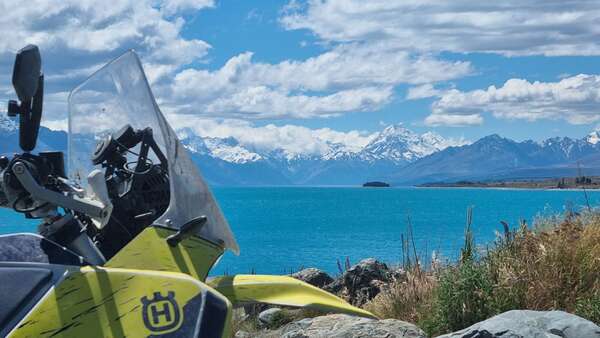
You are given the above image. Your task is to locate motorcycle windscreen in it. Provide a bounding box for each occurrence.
[67,51,239,255]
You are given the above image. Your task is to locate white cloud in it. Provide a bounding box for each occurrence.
[160,0,214,16]
[0,1,474,125]
[165,45,471,119]
[0,1,208,58]
[42,91,71,122]
[0,0,212,85]
[0,0,218,131]
[406,84,441,100]
[425,114,483,127]
[201,85,393,119]
[281,0,600,56]
[169,116,376,156]
[427,74,600,126]
[42,118,69,131]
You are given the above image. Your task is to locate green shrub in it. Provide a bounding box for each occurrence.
[575,292,600,324]
[422,260,494,335]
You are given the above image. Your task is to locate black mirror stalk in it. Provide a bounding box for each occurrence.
[8,45,44,152]
[166,216,207,247]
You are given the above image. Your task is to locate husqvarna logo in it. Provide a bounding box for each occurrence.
[141,291,182,333]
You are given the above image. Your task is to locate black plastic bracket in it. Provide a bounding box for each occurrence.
[166,216,207,247]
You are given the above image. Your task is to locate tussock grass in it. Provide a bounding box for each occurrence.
[364,268,437,325]
[366,209,600,336]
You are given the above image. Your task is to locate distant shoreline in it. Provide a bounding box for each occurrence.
[417,185,600,190]
[418,176,600,190]
[210,184,600,190]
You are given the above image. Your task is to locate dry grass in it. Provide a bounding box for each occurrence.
[488,212,600,316]
[366,210,600,336]
[365,269,437,325]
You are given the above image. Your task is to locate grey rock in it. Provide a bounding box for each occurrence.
[244,303,270,317]
[436,310,600,338]
[235,330,252,338]
[259,307,284,327]
[325,258,392,306]
[292,268,334,288]
[272,314,426,338]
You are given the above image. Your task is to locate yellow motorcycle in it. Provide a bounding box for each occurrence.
[0,45,374,338]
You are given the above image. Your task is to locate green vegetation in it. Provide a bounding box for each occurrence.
[366,209,600,336]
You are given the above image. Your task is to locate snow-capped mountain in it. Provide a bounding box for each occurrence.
[0,115,67,155]
[585,130,600,145]
[3,116,600,186]
[179,129,263,164]
[178,124,458,166]
[388,133,600,185]
[0,114,17,132]
[173,124,464,185]
[171,125,600,185]
[358,125,462,163]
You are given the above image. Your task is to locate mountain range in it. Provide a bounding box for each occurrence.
[176,124,461,185]
[390,133,600,185]
[1,115,599,186]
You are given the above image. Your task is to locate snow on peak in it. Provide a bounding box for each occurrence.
[360,124,460,163]
[322,142,356,160]
[203,137,263,163]
[0,114,18,132]
[177,128,210,154]
[178,129,262,164]
[379,124,413,138]
[586,131,600,145]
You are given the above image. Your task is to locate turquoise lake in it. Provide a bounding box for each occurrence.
[1,187,598,275]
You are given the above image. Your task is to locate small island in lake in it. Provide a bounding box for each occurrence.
[363,181,390,187]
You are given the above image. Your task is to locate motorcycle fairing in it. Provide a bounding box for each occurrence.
[8,266,232,338]
[105,227,377,319]
[209,274,377,319]
[105,226,224,281]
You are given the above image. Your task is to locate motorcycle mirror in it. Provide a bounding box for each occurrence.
[8,45,44,152]
[12,45,41,102]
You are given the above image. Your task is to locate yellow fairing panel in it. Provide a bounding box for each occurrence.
[209,274,377,319]
[9,267,232,338]
[106,226,224,281]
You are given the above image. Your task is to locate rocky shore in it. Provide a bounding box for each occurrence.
[234,259,600,338]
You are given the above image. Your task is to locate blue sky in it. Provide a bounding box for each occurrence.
[183,1,600,141]
[2,0,600,153]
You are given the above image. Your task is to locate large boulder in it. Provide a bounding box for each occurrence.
[270,314,426,338]
[292,268,334,288]
[325,258,396,306]
[436,310,600,338]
